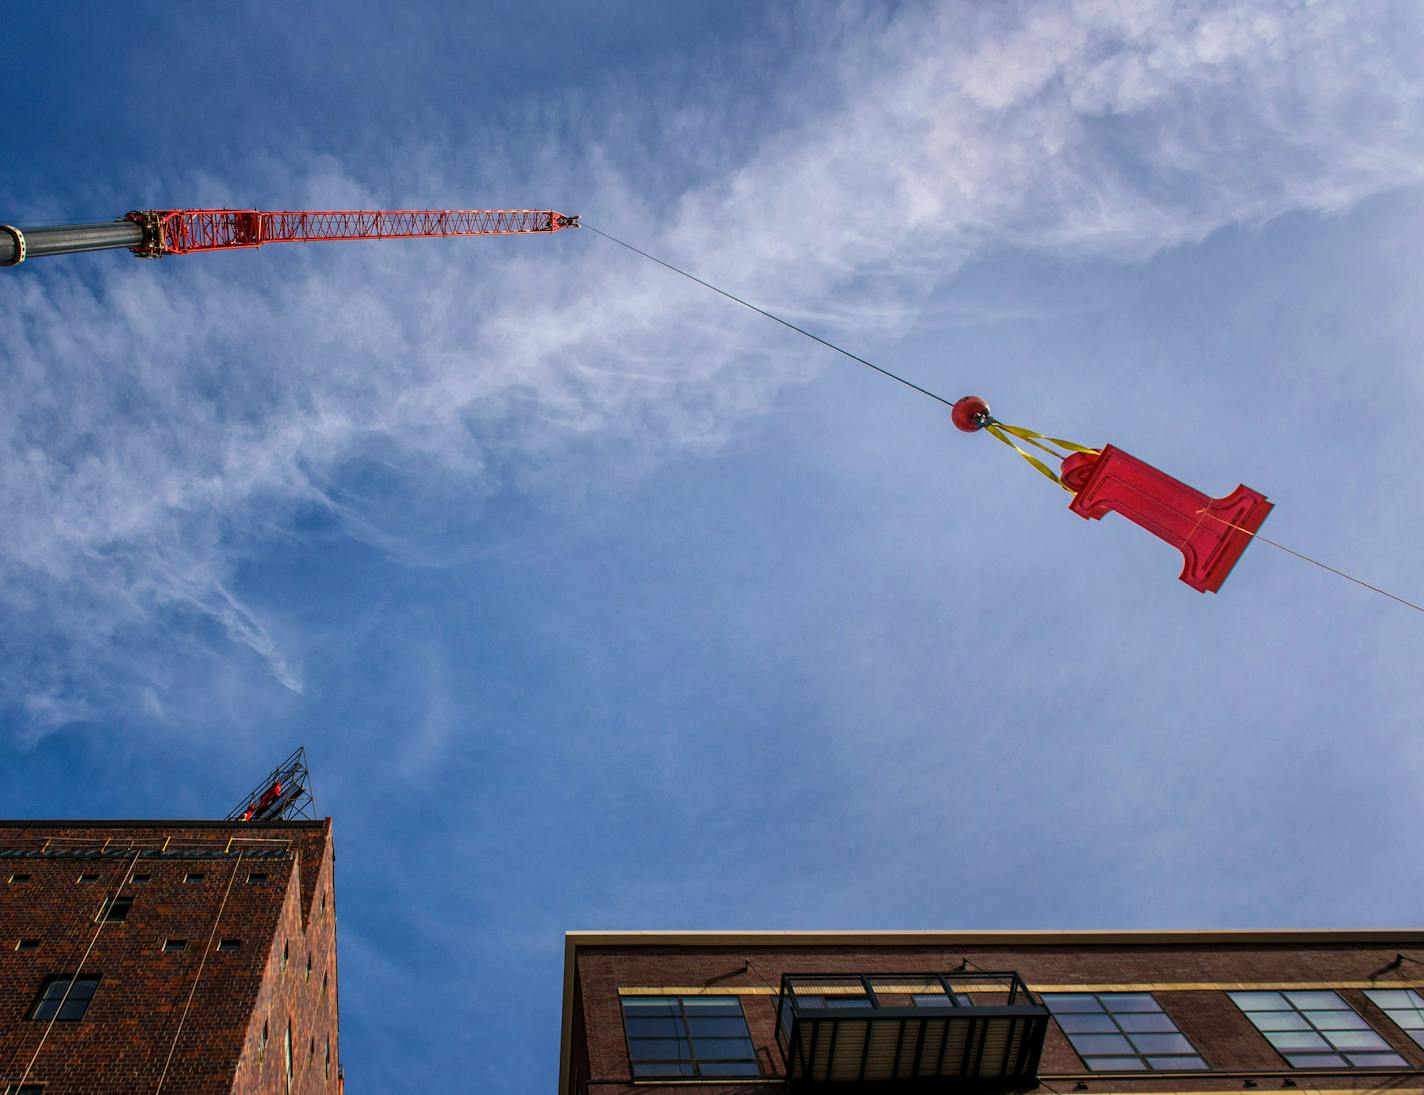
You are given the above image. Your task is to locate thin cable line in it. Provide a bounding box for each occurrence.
[15,851,143,1089]
[154,851,243,1094]
[581,223,957,408]
[583,223,1424,616]
[1196,510,1424,615]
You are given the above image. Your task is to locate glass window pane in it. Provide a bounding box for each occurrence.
[31,1001,57,1021]
[58,1001,88,1021]
[628,1038,691,1060]
[681,998,745,1016]
[1129,1034,1193,1055]
[693,1038,756,1059]
[1085,1057,1148,1071]
[1149,1055,1209,1070]
[1310,1010,1369,1030]
[1286,991,1345,1010]
[1284,1053,1345,1068]
[1265,1031,1329,1051]
[1116,1012,1178,1032]
[1232,992,1290,1011]
[1345,1052,1407,1067]
[632,1061,695,1077]
[625,1017,684,1038]
[1044,994,1105,1013]
[1070,1034,1134,1055]
[1254,1012,1312,1032]
[1059,1014,1119,1034]
[1394,1012,1424,1031]
[687,1017,749,1038]
[623,999,677,1015]
[1322,1029,1389,1050]
[1365,991,1420,1010]
[1101,993,1162,1013]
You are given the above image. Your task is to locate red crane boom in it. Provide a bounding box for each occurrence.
[0,207,578,266]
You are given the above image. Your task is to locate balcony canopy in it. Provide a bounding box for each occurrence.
[774,971,1048,1087]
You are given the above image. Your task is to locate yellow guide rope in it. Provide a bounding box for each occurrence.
[981,420,1098,491]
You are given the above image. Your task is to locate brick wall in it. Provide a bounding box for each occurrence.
[568,935,1424,1095]
[0,820,340,1094]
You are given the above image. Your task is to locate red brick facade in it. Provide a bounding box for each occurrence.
[561,930,1424,1095]
[0,819,342,1094]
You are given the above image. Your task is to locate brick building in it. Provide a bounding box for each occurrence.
[0,818,341,1094]
[560,930,1424,1095]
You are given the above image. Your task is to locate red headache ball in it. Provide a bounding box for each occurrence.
[951,396,990,432]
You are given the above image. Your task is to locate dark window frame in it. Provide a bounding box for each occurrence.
[183,872,205,884]
[16,939,40,952]
[8,873,31,884]
[1044,991,1209,1072]
[1231,990,1408,1069]
[163,939,188,953]
[28,974,101,1022]
[96,895,133,923]
[621,995,761,1079]
[217,938,242,953]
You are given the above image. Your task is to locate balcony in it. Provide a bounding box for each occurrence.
[774,971,1048,1087]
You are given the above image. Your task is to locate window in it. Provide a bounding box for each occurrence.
[96,895,132,923]
[1231,991,1406,1068]
[1365,988,1424,1051]
[130,873,151,884]
[622,995,760,1078]
[261,1019,269,1062]
[29,975,100,1021]
[323,971,329,998]
[285,1018,293,1091]
[1044,992,1207,1071]
[77,873,99,883]
[282,940,289,973]
[325,1036,331,1079]
[184,872,205,884]
[306,953,312,981]
[5,1083,45,1094]
[16,939,40,951]
[248,871,267,884]
[163,939,188,953]
[8,872,31,884]
[218,939,242,953]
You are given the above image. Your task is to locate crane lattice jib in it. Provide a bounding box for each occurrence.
[125,208,577,257]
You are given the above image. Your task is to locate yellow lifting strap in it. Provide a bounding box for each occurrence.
[981,421,1098,491]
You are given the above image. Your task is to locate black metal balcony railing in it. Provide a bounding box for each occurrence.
[774,971,1049,1087]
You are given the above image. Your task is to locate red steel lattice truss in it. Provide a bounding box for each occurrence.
[124,207,577,257]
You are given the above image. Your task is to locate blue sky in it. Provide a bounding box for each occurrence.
[4,1,1424,1090]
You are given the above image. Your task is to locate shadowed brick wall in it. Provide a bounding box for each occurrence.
[0,819,341,1094]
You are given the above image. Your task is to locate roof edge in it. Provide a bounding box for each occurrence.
[564,928,1424,948]
[0,818,331,829]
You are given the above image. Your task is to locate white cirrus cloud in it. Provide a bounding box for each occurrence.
[2,0,1420,733]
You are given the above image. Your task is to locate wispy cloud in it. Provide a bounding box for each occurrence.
[2,0,1420,734]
